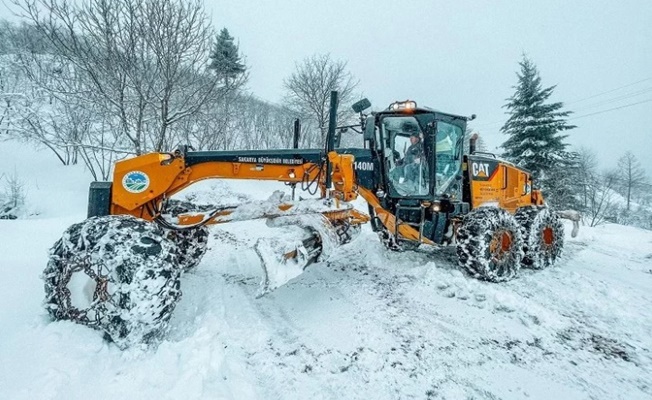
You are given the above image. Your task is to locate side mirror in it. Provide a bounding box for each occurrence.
[363,116,375,142]
[352,98,371,113]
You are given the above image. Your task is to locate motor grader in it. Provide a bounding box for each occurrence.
[44,92,569,348]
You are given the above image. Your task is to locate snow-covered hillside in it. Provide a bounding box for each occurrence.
[1,142,651,400]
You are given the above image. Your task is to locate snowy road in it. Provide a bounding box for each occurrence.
[1,180,651,399]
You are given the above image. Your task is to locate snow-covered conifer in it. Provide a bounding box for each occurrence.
[500,56,575,176]
[500,56,576,206]
[208,28,247,87]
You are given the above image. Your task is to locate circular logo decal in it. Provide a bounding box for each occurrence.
[122,171,150,193]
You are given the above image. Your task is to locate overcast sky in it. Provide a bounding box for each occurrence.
[205,0,652,174]
[1,0,650,174]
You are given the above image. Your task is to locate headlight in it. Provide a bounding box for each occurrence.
[389,100,418,111]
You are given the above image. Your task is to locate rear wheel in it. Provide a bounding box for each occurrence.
[456,207,524,282]
[43,215,182,349]
[515,205,564,269]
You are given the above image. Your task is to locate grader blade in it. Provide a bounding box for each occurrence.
[161,192,364,295]
[255,214,360,295]
[557,210,581,238]
[255,232,319,296]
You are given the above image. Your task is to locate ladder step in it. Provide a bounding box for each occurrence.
[394,203,426,242]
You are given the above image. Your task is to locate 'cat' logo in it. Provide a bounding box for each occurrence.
[472,162,490,177]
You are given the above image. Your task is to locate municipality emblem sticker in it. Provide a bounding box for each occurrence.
[122,171,150,193]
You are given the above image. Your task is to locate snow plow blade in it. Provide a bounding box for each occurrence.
[557,210,581,238]
[255,214,350,296]
[164,192,365,296]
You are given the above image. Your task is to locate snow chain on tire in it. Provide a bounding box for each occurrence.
[456,207,524,282]
[514,205,564,269]
[43,215,182,349]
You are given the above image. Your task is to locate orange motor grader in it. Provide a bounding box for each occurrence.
[44,92,568,348]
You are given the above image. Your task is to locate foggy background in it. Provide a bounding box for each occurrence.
[205,0,652,173]
[1,0,650,172]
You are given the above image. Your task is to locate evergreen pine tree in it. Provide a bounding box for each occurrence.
[545,150,583,210]
[500,56,576,207]
[208,28,246,86]
[501,56,575,179]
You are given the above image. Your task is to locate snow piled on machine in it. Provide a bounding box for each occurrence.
[1,141,652,399]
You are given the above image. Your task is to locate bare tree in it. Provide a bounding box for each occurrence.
[11,0,221,155]
[574,147,598,211]
[0,169,27,219]
[164,92,296,152]
[586,170,618,227]
[76,115,130,181]
[0,20,11,54]
[0,57,22,137]
[14,61,87,165]
[2,49,131,175]
[616,151,648,211]
[233,94,297,150]
[0,41,36,139]
[284,53,358,146]
[569,147,619,227]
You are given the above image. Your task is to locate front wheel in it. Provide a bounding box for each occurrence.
[43,215,182,349]
[515,205,564,269]
[456,207,524,282]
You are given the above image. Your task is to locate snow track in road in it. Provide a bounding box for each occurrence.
[167,214,651,399]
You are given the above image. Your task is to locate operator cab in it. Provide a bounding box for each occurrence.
[376,101,466,202]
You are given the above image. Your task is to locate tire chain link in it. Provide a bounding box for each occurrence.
[52,255,117,329]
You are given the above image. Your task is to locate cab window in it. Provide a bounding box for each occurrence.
[381,116,431,197]
[435,122,463,195]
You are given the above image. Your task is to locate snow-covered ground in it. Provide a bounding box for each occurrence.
[1,142,651,400]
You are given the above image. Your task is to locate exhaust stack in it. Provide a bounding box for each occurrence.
[469,133,478,155]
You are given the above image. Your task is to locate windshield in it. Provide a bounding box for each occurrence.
[381,114,464,198]
[382,116,431,197]
[435,121,463,196]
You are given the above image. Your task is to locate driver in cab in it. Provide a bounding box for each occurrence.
[398,122,424,183]
[388,121,427,195]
